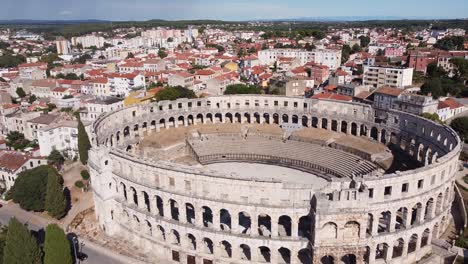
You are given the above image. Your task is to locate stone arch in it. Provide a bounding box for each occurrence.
[240,244,251,261]
[142,191,150,212]
[206,113,213,123]
[366,213,374,235]
[380,128,387,144]
[120,182,127,201]
[187,233,196,251]
[392,238,404,258]
[258,246,271,263]
[238,211,251,234]
[408,234,418,253]
[130,186,138,206]
[244,112,251,123]
[424,198,434,221]
[202,206,213,228]
[235,112,242,123]
[253,112,261,123]
[273,113,279,124]
[186,203,195,224]
[203,237,214,254]
[341,121,348,134]
[282,114,289,124]
[320,255,334,264]
[220,240,232,258]
[331,120,338,131]
[341,254,356,264]
[169,199,179,221]
[177,115,185,126]
[278,247,291,264]
[378,211,391,233]
[395,207,408,230]
[155,195,164,217]
[225,113,233,123]
[298,249,312,264]
[343,221,360,238]
[169,229,180,245]
[196,113,204,124]
[421,228,431,247]
[264,113,271,124]
[168,116,175,127]
[116,131,121,142]
[123,126,130,137]
[321,118,328,129]
[278,215,292,237]
[292,115,299,124]
[215,113,223,123]
[187,115,194,125]
[220,209,232,231]
[258,214,272,237]
[144,220,152,235]
[370,127,378,140]
[302,115,309,127]
[156,225,165,240]
[351,122,358,136]
[411,203,423,226]
[375,243,389,260]
[322,222,338,239]
[432,223,439,238]
[312,117,319,128]
[132,215,140,229]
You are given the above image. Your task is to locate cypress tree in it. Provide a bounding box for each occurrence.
[45,171,67,219]
[3,218,41,264]
[44,224,72,264]
[77,118,91,165]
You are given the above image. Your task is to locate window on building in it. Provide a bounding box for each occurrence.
[418,179,424,189]
[384,186,392,197]
[368,188,374,198]
[169,177,175,187]
[401,183,409,193]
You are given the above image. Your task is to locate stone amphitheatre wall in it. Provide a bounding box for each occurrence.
[89,95,461,264]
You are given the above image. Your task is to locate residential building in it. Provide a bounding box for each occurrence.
[80,97,124,121]
[168,72,195,88]
[0,151,46,192]
[25,114,60,140]
[363,65,413,88]
[437,98,466,121]
[258,48,342,70]
[372,86,404,110]
[71,35,105,48]
[392,93,439,115]
[56,38,71,55]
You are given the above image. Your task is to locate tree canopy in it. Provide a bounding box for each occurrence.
[224,84,262,95]
[47,149,65,168]
[450,117,468,143]
[5,131,31,151]
[158,49,168,59]
[45,170,67,219]
[434,36,465,51]
[154,86,196,102]
[15,88,26,98]
[3,218,41,264]
[77,118,91,165]
[359,36,371,47]
[44,224,72,264]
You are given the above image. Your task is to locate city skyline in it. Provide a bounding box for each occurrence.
[0,0,467,21]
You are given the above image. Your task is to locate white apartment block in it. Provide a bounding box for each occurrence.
[37,120,92,159]
[56,39,71,55]
[363,65,413,88]
[71,35,105,48]
[79,97,124,122]
[258,49,342,70]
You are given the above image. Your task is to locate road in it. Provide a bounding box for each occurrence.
[0,202,142,264]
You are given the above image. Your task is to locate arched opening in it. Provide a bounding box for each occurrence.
[320,255,334,264]
[203,238,214,254]
[278,215,292,236]
[215,113,223,123]
[421,228,431,247]
[168,117,175,127]
[424,198,434,221]
[321,118,328,129]
[380,129,387,144]
[132,215,140,229]
[322,222,338,239]
[225,113,233,123]
[206,113,213,123]
[341,254,356,264]
[258,214,272,237]
[273,113,279,124]
[238,212,251,234]
[196,114,204,124]
[202,206,213,228]
[116,131,121,142]
[408,234,418,253]
[159,118,165,129]
[343,221,360,238]
[130,187,138,206]
[177,116,185,126]
[123,126,130,137]
[264,113,271,124]
[278,247,291,264]
[254,112,261,123]
[312,117,318,128]
[299,215,311,238]
[220,209,232,231]
[375,243,388,260]
[143,191,150,212]
[341,121,348,133]
[370,127,378,141]
[169,199,179,221]
[351,123,357,136]
[240,244,251,261]
[331,120,338,131]
[120,182,127,201]
[298,249,312,264]
[360,124,367,136]
[366,213,373,235]
[258,246,271,263]
[395,207,408,230]
[235,113,242,123]
[145,220,152,235]
[392,238,405,258]
[282,114,289,124]
[156,195,164,216]
[244,113,251,123]
[292,115,299,124]
[302,116,308,127]
[220,241,232,258]
[187,233,196,251]
[378,211,391,233]
[156,225,165,240]
[432,223,439,239]
[169,229,180,245]
[186,203,195,224]
[411,203,423,226]
[187,115,194,125]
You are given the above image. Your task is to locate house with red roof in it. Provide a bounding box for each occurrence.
[437,98,466,121]
[206,71,239,95]
[0,150,47,191]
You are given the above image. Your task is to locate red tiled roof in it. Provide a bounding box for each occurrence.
[311,92,352,102]
[195,70,216,76]
[0,151,33,171]
[438,98,465,110]
[375,86,403,97]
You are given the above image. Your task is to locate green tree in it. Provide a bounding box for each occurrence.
[451,117,468,143]
[434,36,464,51]
[45,171,67,219]
[450,58,468,81]
[15,88,26,98]
[224,84,262,95]
[351,43,362,54]
[421,113,443,124]
[44,224,72,264]
[47,149,65,168]
[154,86,196,102]
[77,119,91,164]
[28,94,37,104]
[3,218,41,264]
[341,44,351,64]
[359,36,371,47]
[126,52,135,59]
[0,225,8,263]
[421,78,444,98]
[74,180,84,189]
[5,131,30,150]
[158,49,168,59]
[80,170,90,180]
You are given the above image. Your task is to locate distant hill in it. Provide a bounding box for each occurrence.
[0,19,110,25]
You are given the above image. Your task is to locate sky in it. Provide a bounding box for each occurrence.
[1,0,467,21]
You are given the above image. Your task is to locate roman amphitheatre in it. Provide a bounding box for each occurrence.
[88,95,463,264]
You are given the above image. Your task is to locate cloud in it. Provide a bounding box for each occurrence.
[59,10,72,16]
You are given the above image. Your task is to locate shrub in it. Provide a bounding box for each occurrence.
[74,181,84,189]
[80,170,90,180]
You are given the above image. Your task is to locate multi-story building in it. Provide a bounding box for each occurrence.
[0,151,46,192]
[37,120,92,159]
[90,77,111,97]
[168,72,195,88]
[79,97,124,122]
[71,35,105,48]
[18,62,47,80]
[56,38,71,55]
[363,65,413,88]
[307,64,330,86]
[258,49,342,70]
[108,73,145,97]
[372,86,404,110]
[437,98,466,121]
[25,114,61,140]
[392,93,439,115]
